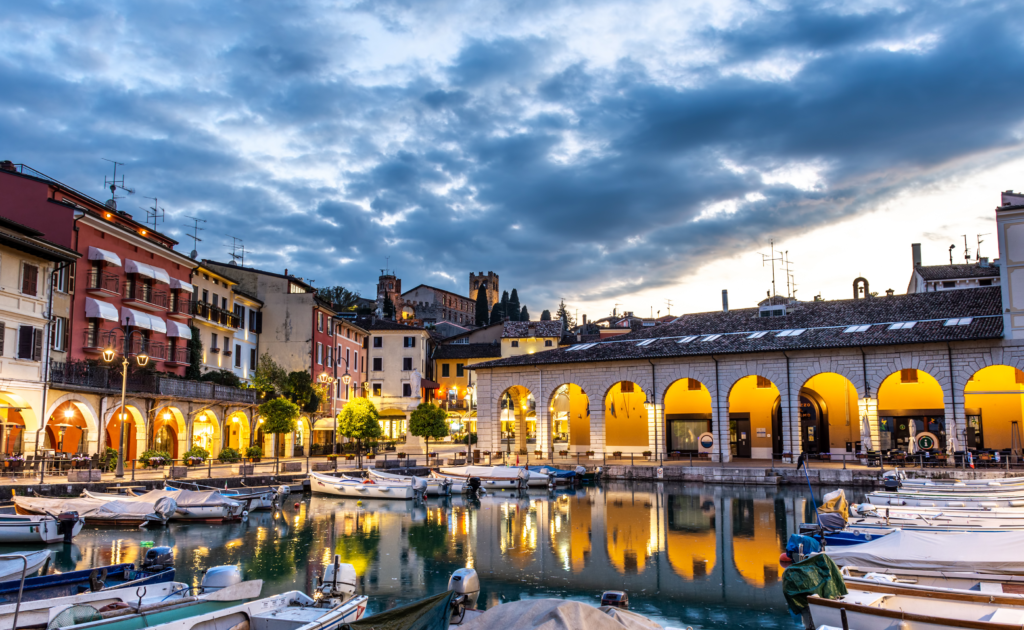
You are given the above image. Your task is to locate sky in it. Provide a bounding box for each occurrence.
[2,0,1023,320]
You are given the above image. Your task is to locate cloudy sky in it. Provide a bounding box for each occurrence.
[3,0,1023,319]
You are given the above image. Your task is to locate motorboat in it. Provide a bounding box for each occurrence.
[83,489,243,522]
[369,468,452,496]
[518,468,553,487]
[0,551,50,583]
[527,465,580,485]
[436,466,529,491]
[13,496,176,527]
[10,567,262,630]
[0,512,83,544]
[867,490,1024,508]
[808,587,1024,630]
[841,564,1024,595]
[428,471,470,493]
[166,482,279,511]
[310,471,424,499]
[889,470,1024,490]
[823,530,1024,574]
[848,503,1024,531]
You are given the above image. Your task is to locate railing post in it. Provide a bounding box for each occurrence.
[208,457,212,479]
[39,454,45,484]
[131,459,135,481]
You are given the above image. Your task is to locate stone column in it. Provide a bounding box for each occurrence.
[590,402,605,456]
[711,384,730,463]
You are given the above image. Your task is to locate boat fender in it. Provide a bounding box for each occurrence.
[294,502,300,509]
[242,510,248,518]
[779,553,792,565]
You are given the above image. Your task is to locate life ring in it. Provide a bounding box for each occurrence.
[362,479,375,485]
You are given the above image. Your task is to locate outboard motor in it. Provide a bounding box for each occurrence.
[600,591,629,609]
[201,566,243,593]
[448,567,480,621]
[412,477,428,500]
[57,511,79,544]
[883,476,901,491]
[141,546,174,573]
[317,555,357,605]
[467,477,482,494]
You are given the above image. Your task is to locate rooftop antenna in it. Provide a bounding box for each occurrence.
[101,158,134,209]
[948,244,956,265]
[758,239,783,298]
[977,233,991,260]
[665,298,673,315]
[140,196,165,231]
[228,235,245,267]
[613,303,622,318]
[962,235,971,264]
[183,215,206,260]
[783,251,797,299]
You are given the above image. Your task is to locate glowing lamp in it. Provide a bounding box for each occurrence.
[342,372,351,385]
[163,411,172,420]
[136,353,149,367]
[643,401,654,411]
[102,347,116,362]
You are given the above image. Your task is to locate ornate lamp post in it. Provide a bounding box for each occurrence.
[465,386,474,454]
[101,325,150,478]
[318,372,335,456]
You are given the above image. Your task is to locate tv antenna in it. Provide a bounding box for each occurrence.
[140,196,165,231]
[977,233,991,260]
[183,216,206,260]
[664,298,673,315]
[102,158,134,207]
[758,239,784,298]
[782,250,797,298]
[228,235,245,267]
[962,235,971,264]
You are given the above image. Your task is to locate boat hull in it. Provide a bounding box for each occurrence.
[370,469,450,496]
[140,591,367,630]
[0,564,174,603]
[0,515,82,544]
[809,590,1024,630]
[310,472,417,499]
[868,492,1024,508]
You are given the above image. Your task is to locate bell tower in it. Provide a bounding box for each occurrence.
[469,271,499,308]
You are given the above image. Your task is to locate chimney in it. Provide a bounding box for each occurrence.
[0,161,15,172]
[886,288,894,297]
[722,289,729,312]
[911,243,922,267]
[582,314,587,325]
[980,257,990,268]
[284,268,288,276]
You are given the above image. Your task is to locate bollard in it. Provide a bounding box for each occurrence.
[131,460,136,481]
[208,458,212,479]
[39,454,45,484]
[631,452,634,466]
[690,452,693,467]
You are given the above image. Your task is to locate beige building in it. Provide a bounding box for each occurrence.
[500,320,563,357]
[190,264,262,383]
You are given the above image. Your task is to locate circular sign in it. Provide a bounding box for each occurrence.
[916,432,939,452]
[699,432,715,450]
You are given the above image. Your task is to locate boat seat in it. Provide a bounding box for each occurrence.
[986,608,1024,624]
[251,607,332,630]
[980,582,1004,594]
[841,591,890,607]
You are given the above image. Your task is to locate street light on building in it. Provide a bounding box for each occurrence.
[101,324,150,478]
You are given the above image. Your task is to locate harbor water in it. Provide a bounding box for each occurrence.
[17,482,864,629]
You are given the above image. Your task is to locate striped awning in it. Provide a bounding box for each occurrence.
[125,259,171,284]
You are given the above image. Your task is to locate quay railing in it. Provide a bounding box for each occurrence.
[49,360,258,404]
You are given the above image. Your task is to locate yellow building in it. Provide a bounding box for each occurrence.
[431,343,501,434]
[500,321,563,357]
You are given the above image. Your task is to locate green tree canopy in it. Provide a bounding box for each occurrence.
[258,397,300,435]
[507,288,521,321]
[185,324,203,380]
[337,398,382,441]
[383,295,396,319]
[284,371,322,413]
[409,403,449,454]
[252,353,288,397]
[519,305,530,321]
[555,299,576,328]
[540,309,552,321]
[489,302,504,325]
[319,286,360,311]
[474,286,489,326]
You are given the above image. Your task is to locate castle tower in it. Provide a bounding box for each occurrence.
[376,273,403,319]
[469,271,499,308]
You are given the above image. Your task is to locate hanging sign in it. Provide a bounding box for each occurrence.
[698,432,715,453]
[916,432,939,452]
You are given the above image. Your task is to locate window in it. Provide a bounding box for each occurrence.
[21,264,38,296]
[202,289,209,304]
[620,382,634,393]
[234,305,245,327]
[373,383,382,396]
[222,297,227,310]
[843,325,871,333]
[0,322,5,356]
[250,348,257,370]
[317,342,323,365]
[403,383,413,397]
[776,329,806,337]
[545,340,553,347]
[980,279,993,286]
[17,325,40,361]
[688,378,702,391]
[511,340,519,347]
[289,282,305,294]
[942,281,956,288]
[756,376,772,389]
[211,333,218,349]
[212,292,219,308]
[637,338,658,347]
[235,345,241,367]
[403,336,416,348]
[54,265,69,293]
[346,348,350,366]
[676,336,698,344]
[373,336,383,348]
[224,336,230,351]
[403,357,413,371]
[373,357,383,371]
[51,316,69,351]
[456,363,465,377]
[317,312,323,332]
[701,334,722,342]
[748,331,768,339]
[945,317,973,326]
[901,369,918,383]
[442,364,450,377]
[248,309,257,332]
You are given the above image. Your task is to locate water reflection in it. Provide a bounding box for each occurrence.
[14,483,861,628]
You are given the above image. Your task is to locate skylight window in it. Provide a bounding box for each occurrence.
[777,329,806,337]
[637,338,658,347]
[843,325,871,333]
[567,342,598,352]
[748,331,768,339]
[889,322,916,330]
[944,318,974,326]
[676,336,699,344]
[702,334,722,342]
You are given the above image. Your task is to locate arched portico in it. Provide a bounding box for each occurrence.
[152,406,187,459]
[549,384,590,453]
[499,386,535,454]
[604,381,649,452]
[798,373,861,460]
[104,405,146,461]
[727,375,780,459]
[224,411,251,451]
[191,410,222,458]
[663,378,713,454]
[963,365,1024,455]
[877,368,946,454]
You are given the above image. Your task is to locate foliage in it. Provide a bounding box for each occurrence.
[217,447,241,463]
[474,286,489,326]
[102,446,119,471]
[519,305,530,321]
[507,289,521,321]
[258,397,300,435]
[252,353,288,397]
[319,286,360,311]
[409,403,448,454]
[185,445,209,461]
[337,398,381,442]
[407,520,449,560]
[555,299,576,328]
[245,445,264,458]
[140,449,171,467]
[200,369,242,388]
[489,302,503,325]
[383,295,395,319]
[185,324,204,380]
[284,371,321,413]
[540,310,551,321]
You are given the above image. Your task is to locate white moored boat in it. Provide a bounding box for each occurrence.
[369,468,451,495]
[138,589,367,630]
[83,489,243,522]
[0,550,50,583]
[824,530,1024,574]
[841,565,1024,596]
[867,490,1024,508]
[428,471,470,493]
[436,466,529,490]
[14,496,176,526]
[808,588,1024,630]
[310,471,423,499]
[0,514,83,544]
[849,503,1024,531]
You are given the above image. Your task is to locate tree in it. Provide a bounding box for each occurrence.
[337,398,382,466]
[507,289,521,322]
[489,302,504,325]
[252,353,288,397]
[519,305,530,321]
[409,402,448,455]
[200,369,241,388]
[555,299,576,328]
[383,295,396,319]
[319,286,360,311]
[258,397,300,455]
[474,286,489,326]
[500,290,509,321]
[185,324,203,380]
[284,371,322,413]
[540,309,552,321]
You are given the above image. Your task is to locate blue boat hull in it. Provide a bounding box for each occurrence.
[0,563,175,603]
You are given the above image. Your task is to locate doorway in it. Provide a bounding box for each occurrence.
[731,414,751,458]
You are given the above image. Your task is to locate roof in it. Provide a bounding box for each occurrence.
[401,284,471,301]
[446,321,504,340]
[432,343,503,360]
[203,260,316,293]
[357,316,426,332]
[474,287,1004,369]
[916,264,998,281]
[0,222,80,264]
[502,320,564,338]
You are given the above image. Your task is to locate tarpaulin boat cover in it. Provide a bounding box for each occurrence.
[129,489,241,509]
[440,466,527,479]
[782,554,847,614]
[818,489,848,525]
[459,599,663,630]
[340,590,454,630]
[529,466,575,479]
[824,530,1024,574]
[14,496,176,521]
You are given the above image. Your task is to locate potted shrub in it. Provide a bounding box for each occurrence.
[5,455,25,472]
[245,446,263,463]
[140,449,170,469]
[585,451,595,457]
[366,452,375,460]
[184,446,209,466]
[345,454,355,461]
[217,447,241,464]
[559,450,569,456]
[397,452,407,460]
[642,451,652,458]
[612,451,622,458]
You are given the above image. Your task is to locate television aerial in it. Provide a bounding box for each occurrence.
[140,196,165,231]
[183,216,206,260]
[102,158,134,209]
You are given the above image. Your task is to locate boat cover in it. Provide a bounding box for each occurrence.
[440,466,528,479]
[458,599,663,630]
[781,554,847,614]
[823,530,1024,574]
[340,590,454,630]
[129,489,241,509]
[529,466,575,479]
[14,496,177,521]
[818,489,848,525]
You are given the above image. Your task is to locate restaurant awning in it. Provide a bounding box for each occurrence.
[120,307,167,334]
[87,247,122,266]
[421,378,441,390]
[169,278,195,293]
[379,410,408,420]
[165,320,192,339]
[125,259,171,284]
[84,297,118,322]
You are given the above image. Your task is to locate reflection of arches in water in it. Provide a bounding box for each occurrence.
[498,500,539,569]
[550,494,592,573]
[606,493,653,575]
[666,494,716,579]
[731,499,784,587]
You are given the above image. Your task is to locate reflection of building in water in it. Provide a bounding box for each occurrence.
[730,498,785,587]
[605,491,655,575]
[498,499,542,569]
[550,493,592,573]
[666,494,716,579]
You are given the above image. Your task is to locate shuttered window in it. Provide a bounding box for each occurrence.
[33,328,42,361]
[51,316,69,351]
[0,323,5,356]
[21,264,38,296]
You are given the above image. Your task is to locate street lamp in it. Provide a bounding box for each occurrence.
[318,372,335,456]
[465,386,475,454]
[101,324,150,478]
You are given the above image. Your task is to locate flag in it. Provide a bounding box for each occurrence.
[967,450,974,469]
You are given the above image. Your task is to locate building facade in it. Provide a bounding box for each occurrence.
[362,318,436,446]
[401,284,476,333]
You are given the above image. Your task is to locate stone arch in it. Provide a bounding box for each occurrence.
[876,367,946,453]
[548,383,591,452]
[190,409,222,458]
[152,406,187,459]
[43,395,97,455]
[868,354,951,397]
[224,410,251,451]
[289,416,311,457]
[798,373,861,459]
[498,385,536,454]
[726,374,781,459]
[104,404,147,461]
[792,356,866,400]
[962,364,1024,453]
[604,380,650,452]
[662,377,713,454]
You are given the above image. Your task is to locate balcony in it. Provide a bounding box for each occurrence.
[82,328,116,353]
[49,360,257,404]
[123,283,168,312]
[191,302,240,330]
[165,346,190,366]
[86,270,120,296]
[168,294,192,320]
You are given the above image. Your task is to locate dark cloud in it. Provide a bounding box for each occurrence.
[1,0,1023,311]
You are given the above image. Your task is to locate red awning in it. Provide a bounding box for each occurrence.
[421,379,441,389]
